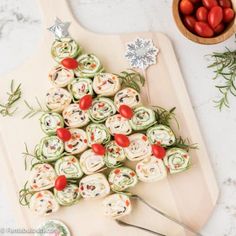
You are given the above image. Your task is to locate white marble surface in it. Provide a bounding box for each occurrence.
[0,0,236,235]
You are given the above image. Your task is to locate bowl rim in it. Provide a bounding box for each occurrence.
[172,0,236,45]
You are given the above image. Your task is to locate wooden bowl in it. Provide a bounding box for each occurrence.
[172,0,236,44]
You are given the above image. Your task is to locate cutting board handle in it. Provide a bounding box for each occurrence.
[232,0,236,32]
[37,0,82,30]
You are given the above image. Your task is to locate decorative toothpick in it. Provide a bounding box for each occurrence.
[48,18,71,39]
[124,37,159,104]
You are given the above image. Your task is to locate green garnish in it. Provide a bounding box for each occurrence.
[152,106,197,151]
[208,47,236,110]
[153,106,179,128]
[0,80,21,117]
[22,143,41,170]
[19,181,34,206]
[117,69,145,92]
[23,97,48,119]
[174,137,198,151]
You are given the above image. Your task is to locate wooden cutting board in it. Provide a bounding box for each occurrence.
[0,0,219,235]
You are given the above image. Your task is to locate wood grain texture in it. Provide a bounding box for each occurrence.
[0,0,219,235]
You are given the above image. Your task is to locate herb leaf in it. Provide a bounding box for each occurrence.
[19,181,34,206]
[116,69,145,93]
[22,143,41,170]
[23,97,48,119]
[174,137,198,151]
[152,106,179,128]
[208,48,236,110]
[0,80,22,117]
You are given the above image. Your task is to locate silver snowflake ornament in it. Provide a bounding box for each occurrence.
[124,37,159,70]
[48,18,71,39]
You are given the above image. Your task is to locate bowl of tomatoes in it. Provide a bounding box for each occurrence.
[173,0,236,44]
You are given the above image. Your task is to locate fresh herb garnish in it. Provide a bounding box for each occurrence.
[22,143,41,170]
[152,106,197,150]
[208,47,236,110]
[23,97,48,119]
[153,106,179,128]
[19,181,34,206]
[0,80,22,117]
[117,69,145,92]
[174,137,198,151]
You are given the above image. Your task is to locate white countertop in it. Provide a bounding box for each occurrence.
[0,0,236,235]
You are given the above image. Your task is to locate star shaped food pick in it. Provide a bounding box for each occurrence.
[48,18,71,39]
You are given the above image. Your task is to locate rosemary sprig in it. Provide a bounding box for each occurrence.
[153,106,179,128]
[174,137,198,151]
[22,143,41,170]
[208,48,236,110]
[23,97,48,119]
[19,181,34,206]
[116,69,145,93]
[0,80,22,117]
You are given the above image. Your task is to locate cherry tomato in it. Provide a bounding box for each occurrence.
[56,128,72,142]
[194,22,214,37]
[119,105,133,119]
[223,8,235,23]
[196,7,208,22]
[219,0,232,8]
[92,143,106,155]
[179,0,194,15]
[189,0,201,3]
[55,175,67,191]
[79,94,93,110]
[61,57,78,70]
[114,134,130,148]
[151,144,166,159]
[208,6,223,28]
[202,0,218,9]
[183,16,196,32]
[214,23,225,34]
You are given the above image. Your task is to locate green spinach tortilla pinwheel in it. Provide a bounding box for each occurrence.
[75,54,104,78]
[103,193,132,218]
[114,87,141,110]
[80,149,105,175]
[105,114,132,136]
[147,124,176,146]
[29,190,60,216]
[124,133,152,161]
[40,112,64,135]
[86,123,111,147]
[88,97,116,123]
[49,65,74,88]
[28,163,56,191]
[104,141,126,168]
[136,156,167,182]
[55,155,83,179]
[54,183,81,206]
[62,103,90,128]
[45,87,72,112]
[37,136,64,162]
[64,128,88,154]
[51,37,81,62]
[108,167,138,192]
[164,148,191,174]
[68,78,94,101]
[129,106,156,131]
[79,173,110,199]
[92,73,121,96]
